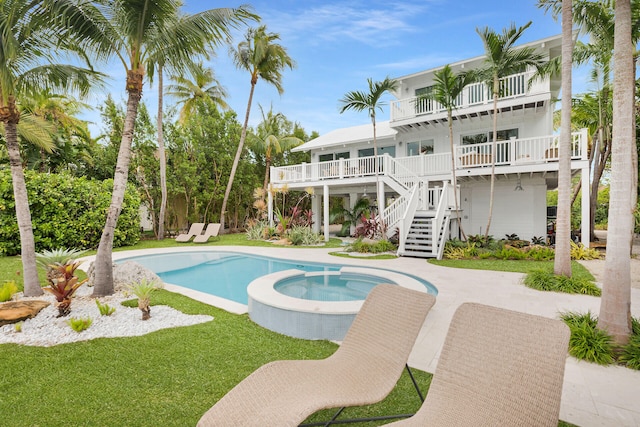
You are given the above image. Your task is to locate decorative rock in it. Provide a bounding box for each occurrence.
[0,300,51,326]
[87,261,161,290]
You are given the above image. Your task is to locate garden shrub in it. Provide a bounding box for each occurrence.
[523,245,555,261]
[348,238,396,254]
[570,241,602,260]
[523,270,601,296]
[287,226,322,246]
[0,280,18,302]
[0,170,140,256]
[245,220,268,240]
[560,311,615,365]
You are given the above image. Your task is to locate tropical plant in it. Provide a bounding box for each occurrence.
[287,226,322,246]
[248,105,304,190]
[339,77,399,209]
[570,241,602,260]
[0,280,18,302]
[67,317,92,333]
[246,220,269,240]
[167,62,230,124]
[128,279,163,321]
[0,0,100,296]
[89,2,253,296]
[35,248,86,282]
[620,333,640,370]
[347,238,396,254]
[560,311,615,365]
[43,261,88,317]
[420,65,475,239]
[329,197,371,237]
[220,25,296,233]
[523,270,601,296]
[598,0,635,345]
[95,300,116,316]
[474,22,546,239]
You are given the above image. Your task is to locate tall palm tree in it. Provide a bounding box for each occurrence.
[549,0,575,277]
[167,62,230,124]
[475,22,546,238]
[0,0,98,296]
[220,25,295,232]
[91,2,253,296]
[248,105,303,190]
[422,65,475,239]
[339,76,399,208]
[598,0,634,345]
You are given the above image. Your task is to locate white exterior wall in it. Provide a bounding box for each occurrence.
[460,177,547,240]
[392,111,553,157]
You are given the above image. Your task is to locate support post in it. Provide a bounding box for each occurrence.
[581,166,590,246]
[323,185,330,242]
[268,186,274,227]
[312,191,320,234]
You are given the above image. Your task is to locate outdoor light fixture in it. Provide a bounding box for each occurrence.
[514,178,524,191]
[362,187,368,198]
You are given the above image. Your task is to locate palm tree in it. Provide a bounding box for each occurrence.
[598,0,634,345]
[0,0,98,296]
[339,76,399,208]
[421,65,475,239]
[248,105,303,190]
[475,22,546,238]
[220,25,296,233]
[91,2,253,296]
[167,62,230,124]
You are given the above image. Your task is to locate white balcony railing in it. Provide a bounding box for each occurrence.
[271,130,588,185]
[390,70,547,123]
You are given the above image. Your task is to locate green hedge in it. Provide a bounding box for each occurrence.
[0,169,140,256]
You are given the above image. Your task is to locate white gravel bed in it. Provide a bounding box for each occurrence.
[0,285,213,347]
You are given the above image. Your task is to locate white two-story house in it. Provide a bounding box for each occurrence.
[269,34,590,258]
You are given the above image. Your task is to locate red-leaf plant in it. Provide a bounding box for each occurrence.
[43,261,87,317]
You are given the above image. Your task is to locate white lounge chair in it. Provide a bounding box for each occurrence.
[385,303,570,426]
[193,223,221,243]
[197,284,436,427]
[175,223,205,242]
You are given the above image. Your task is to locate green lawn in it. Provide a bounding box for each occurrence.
[430,259,596,281]
[1,235,577,426]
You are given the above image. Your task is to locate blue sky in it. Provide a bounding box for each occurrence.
[83,0,590,138]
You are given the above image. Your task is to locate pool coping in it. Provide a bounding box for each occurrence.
[247,266,428,315]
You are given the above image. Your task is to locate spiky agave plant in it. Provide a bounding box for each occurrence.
[43,261,88,317]
[127,279,162,320]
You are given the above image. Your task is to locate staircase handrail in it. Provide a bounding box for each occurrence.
[381,186,411,237]
[384,154,419,190]
[431,182,450,255]
[435,214,450,260]
[397,183,420,252]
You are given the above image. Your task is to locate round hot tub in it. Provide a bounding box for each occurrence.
[247,267,435,340]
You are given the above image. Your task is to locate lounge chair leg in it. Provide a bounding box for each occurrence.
[405,364,425,403]
[298,366,425,426]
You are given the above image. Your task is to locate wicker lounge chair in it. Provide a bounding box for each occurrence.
[175,223,205,242]
[386,303,570,427]
[193,223,221,243]
[197,284,436,427]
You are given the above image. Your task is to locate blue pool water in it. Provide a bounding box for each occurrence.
[274,273,393,301]
[118,251,436,304]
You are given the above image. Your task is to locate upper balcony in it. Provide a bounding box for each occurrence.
[390,70,550,126]
[271,129,589,188]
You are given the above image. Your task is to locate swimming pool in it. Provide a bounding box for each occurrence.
[118,250,436,306]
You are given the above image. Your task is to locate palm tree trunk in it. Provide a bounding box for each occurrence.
[484,82,499,238]
[263,155,271,191]
[220,81,256,232]
[157,65,168,240]
[92,83,142,297]
[3,121,42,296]
[554,0,573,277]
[598,0,633,345]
